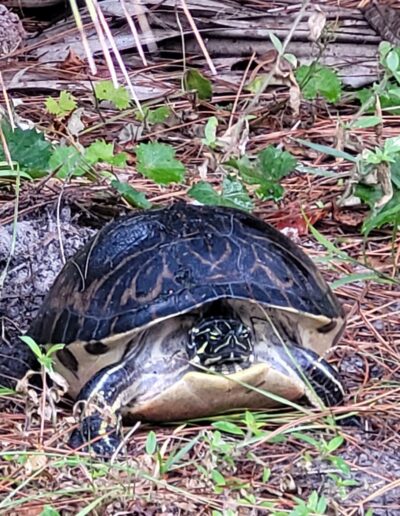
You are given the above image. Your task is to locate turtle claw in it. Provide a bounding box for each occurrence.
[68,416,122,456]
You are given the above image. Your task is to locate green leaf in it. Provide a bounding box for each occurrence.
[202,116,218,148]
[384,135,400,156]
[262,467,271,482]
[0,166,32,180]
[379,41,392,62]
[49,145,88,179]
[40,507,61,516]
[283,53,297,67]
[212,421,245,436]
[188,181,221,205]
[45,91,77,117]
[136,142,185,184]
[356,84,400,116]
[350,116,382,129]
[362,190,400,234]
[0,122,53,178]
[326,435,344,453]
[292,432,322,449]
[258,146,297,180]
[183,69,212,100]
[293,138,358,163]
[145,431,157,455]
[111,180,152,209]
[308,491,319,511]
[136,106,172,125]
[228,146,296,202]
[46,344,65,357]
[221,176,254,211]
[19,336,43,361]
[390,155,400,189]
[188,178,253,212]
[85,140,128,167]
[296,64,342,103]
[94,80,130,109]
[269,32,283,54]
[316,494,327,514]
[211,469,226,486]
[330,272,390,289]
[386,50,400,74]
[354,184,383,209]
[163,435,199,472]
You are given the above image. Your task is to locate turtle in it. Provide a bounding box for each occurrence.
[28,203,346,455]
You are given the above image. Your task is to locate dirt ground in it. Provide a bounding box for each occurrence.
[1,201,399,515]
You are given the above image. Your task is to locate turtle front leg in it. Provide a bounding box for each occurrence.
[69,360,136,456]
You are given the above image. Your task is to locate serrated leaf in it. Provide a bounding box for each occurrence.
[228,146,296,202]
[49,145,88,179]
[136,142,185,184]
[0,122,53,177]
[136,106,172,125]
[184,69,212,100]
[188,178,253,212]
[212,421,245,436]
[296,64,342,103]
[258,146,297,180]
[85,140,128,167]
[111,180,152,209]
[45,91,77,117]
[145,431,157,455]
[94,80,130,109]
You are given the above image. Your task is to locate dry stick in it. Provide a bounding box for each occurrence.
[91,0,143,114]
[223,0,312,160]
[228,52,257,131]
[84,0,118,86]
[121,0,148,67]
[0,72,14,130]
[0,83,20,295]
[180,0,217,76]
[68,0,97,75]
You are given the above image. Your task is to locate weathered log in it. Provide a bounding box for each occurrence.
[4,1,400,89]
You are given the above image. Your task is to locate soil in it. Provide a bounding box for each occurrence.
[1,202,400,514]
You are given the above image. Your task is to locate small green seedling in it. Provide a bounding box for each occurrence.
[19,335,64,374]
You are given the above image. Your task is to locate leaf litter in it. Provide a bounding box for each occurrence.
[0,1,400,514]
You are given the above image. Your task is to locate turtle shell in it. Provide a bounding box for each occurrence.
[29,204,345,354]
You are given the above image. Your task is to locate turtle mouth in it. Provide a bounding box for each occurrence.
[190,353,255,374]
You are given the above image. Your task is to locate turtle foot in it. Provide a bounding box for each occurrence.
[68,416,122,456]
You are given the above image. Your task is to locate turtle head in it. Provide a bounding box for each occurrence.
[188,318,254,373]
